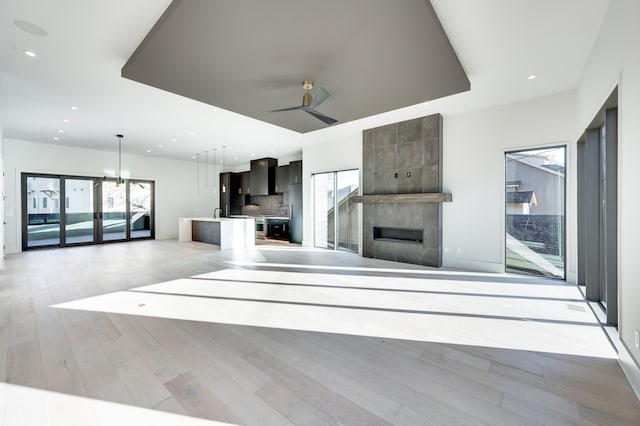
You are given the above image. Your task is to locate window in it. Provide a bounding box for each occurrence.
[505,146,566,279]
[42,197,48,209]
[32,198,36,209]
[65,197,70,209]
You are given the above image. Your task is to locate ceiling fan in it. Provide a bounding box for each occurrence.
[270,80,338,125]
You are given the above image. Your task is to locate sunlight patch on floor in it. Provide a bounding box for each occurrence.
[52,268,616,359]
[0,382,229,426]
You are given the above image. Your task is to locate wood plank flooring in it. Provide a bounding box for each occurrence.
[0,240,639,425]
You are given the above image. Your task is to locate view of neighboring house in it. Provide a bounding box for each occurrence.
[505,148,566,278]
[505,150,565,215]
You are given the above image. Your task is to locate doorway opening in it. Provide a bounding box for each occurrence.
[22,173,154,250]
[504,146,566,279]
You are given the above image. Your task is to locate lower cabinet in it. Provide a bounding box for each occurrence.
[192,221,220,245]
[266,219,290,241]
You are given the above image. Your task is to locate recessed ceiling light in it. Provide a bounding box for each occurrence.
[63,119,69,123]
[234,156,238,160]
[528,74,537,80]
[158,145,163,149]
[191,155,196,159]
[147,149,152,153]
[189,130,195,136]
[251,153,255,157]
[423,101,430,105]
[71,106,78,110]
[58,129,64,133]
[13,20,48,37]
[171,138,177,142]
[53,136,60,141]
[220,160,223,164]
[23,50,37,57]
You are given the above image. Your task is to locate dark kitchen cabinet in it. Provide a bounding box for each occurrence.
[219,172,231,217]
[220,172,243,215]
[267,219,290,240]
[275,165,289,194]
[289,183,303,244]
[250,158,278,195]
[289,160,302,185]
[241,171,251,195]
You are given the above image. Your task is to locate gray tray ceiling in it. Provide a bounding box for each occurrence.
[122,0,469,133]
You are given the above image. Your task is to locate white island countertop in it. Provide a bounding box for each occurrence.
[178,217,255,249]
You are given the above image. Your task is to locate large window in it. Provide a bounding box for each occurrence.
[313,169,360,253]
[22,173,155,250]
[505,146,566,279]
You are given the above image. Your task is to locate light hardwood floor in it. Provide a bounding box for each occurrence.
[0,240,639,425]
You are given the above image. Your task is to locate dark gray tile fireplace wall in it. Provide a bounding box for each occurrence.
[362,114,443,267]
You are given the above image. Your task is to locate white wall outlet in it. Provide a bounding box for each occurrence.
[635,330,640,349]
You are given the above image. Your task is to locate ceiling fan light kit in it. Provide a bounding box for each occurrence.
[270,80,338,125]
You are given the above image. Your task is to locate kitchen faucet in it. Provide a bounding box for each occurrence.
[213,208,223,218]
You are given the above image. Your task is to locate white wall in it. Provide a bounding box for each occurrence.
[442,91,576,275]
[0,123,4,269]
[3,138,216,253]
[301,92,576,274]
[302,134,363,247]
[576,0,640,393]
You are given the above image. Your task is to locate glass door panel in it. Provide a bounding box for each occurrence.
[313,169,360,253]
[25,176,61,248]
[130,181,152,239]
[313,172,335,249]
[336,169,360,252]
[505,146,566,279]
[65,178,95,244]
[102,181,127,241]
[23,173,155,250]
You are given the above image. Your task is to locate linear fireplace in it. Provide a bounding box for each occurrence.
[373,227,423,244]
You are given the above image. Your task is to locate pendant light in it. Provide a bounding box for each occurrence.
[196,152,201,193]
[204,150,209,190]
[213,148,217,193]
[221,146,227,193]
[115,134,124,187]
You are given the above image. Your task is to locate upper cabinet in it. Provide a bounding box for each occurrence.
[250,158,278,195]
[241,171,251,195]
[220,172,243,215]
[289,160,302,185]
[275,165,289,194]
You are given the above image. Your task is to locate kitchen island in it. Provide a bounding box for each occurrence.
[178,217,255,250]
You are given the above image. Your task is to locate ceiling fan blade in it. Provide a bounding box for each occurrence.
[303,107,338,125]
[309,87,331,109]
[269,106,303,112]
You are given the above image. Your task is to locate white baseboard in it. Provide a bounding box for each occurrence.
[619,342,640,402]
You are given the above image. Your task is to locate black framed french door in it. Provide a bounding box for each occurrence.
[22,173,154,250]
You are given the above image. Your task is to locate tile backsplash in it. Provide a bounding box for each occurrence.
[242,194,290,217]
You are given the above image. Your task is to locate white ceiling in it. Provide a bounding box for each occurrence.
[0,0,610,167]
